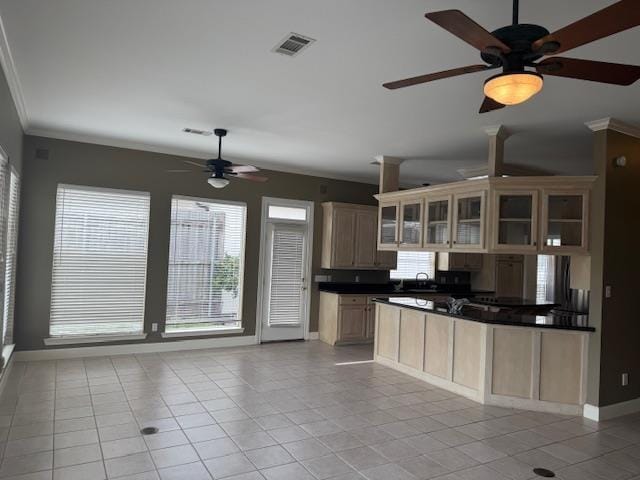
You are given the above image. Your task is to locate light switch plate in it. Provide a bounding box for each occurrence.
[151,323,158,332]
[622,373,629,386]
[605,286,612,298]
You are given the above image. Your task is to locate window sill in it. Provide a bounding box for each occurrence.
[161,327,244,338]
[44,333,147,346]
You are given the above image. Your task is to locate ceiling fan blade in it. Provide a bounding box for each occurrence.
[537,57,640,85]
[227,164,259,173]
[425,10,511,53]
[234,173,268,182]
[479,96,506,114]
[532,0,640,55]
[183,160,207,168]
[383,65,491,90]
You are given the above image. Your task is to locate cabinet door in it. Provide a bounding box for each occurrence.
[541,190,589,254]
[424,195,452,249]
[492,190,538,252]
[464,253,483,271]
[376,249,398,269]
[338,306,367,342]
[450,253,468,270]
[453,191,486,250]
[355,210,378,268]
[495,260,524,298]
[332,208,356,267]
[365,300,376,340]
[378,203,399,250]
[399,200,423,249]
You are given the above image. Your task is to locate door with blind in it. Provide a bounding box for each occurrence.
[259,199,312,342]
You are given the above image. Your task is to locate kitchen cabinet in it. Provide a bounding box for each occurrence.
[378,202,399,250]
[452,191,486,250]
[338,306,367,342]
[438,252,483,272]
[319,293,372,345]
[399,200,423,249]
[495,257,524,298]
[491,190,538,253]
[424,195,452,250]
[541,190,589,254]
[375,176,594,256]
[321,203,396,270]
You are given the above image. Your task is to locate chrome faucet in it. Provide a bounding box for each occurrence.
[447,297,470,314]
[416,272,429,287]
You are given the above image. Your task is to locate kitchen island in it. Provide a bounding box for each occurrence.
[373,297,593,415]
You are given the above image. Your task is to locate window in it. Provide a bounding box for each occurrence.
[3,170,20,344]
[268,205,306,221]
[536,255,556,303]
[50,185,150,337]
[166,196,246,332]
[390,251,436,280]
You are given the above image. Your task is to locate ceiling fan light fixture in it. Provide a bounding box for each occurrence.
[484,72,543,106]
[208,176,229,189]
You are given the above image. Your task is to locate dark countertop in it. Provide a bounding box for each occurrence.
[318,282,493,297]
[373,297,594,332]
[469,296,559,308]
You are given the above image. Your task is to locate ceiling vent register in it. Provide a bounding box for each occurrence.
[273,33,315,56]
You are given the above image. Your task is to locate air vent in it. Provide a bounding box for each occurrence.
[182,128,213,136]
[273,33,315,57]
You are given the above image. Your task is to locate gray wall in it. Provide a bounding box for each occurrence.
[15,135,379,349]
[0,66,22,174]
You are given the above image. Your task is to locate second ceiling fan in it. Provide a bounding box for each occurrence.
[383,0,640,113]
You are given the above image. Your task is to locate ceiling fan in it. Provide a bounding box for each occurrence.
[169,129,268,188]
[383,0,640,113]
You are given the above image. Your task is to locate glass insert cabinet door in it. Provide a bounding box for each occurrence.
[378,203,399,247]
[424,196,451,247]
[494,191,538,250]
[453,192,485,248]
[400,201,422,247]
[542,191,588,251]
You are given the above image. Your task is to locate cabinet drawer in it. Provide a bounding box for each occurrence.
[338,295,366,305]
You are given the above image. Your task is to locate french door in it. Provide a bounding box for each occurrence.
[259,198,313,342]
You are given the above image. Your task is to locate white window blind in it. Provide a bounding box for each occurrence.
[267,226,305,327]
[390,251,436,280]
[536,255,556,303]
[0,156,9,344]
[3,170,20,344]
[50,185,150,337]
[166,197,246,332]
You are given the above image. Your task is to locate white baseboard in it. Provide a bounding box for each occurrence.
[308,332,319,340]
[14,335,258,361]
[584,397,640,421]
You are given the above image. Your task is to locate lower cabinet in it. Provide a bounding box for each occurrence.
[319,293,374,345]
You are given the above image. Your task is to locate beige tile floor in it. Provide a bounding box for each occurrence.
[0,341,638,479]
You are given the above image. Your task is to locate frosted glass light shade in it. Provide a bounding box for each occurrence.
[484,73,543,105]
[208,176,230,188]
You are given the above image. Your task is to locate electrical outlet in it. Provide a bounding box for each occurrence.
[622,373,629,386]
[151,323,158,333]
[605,285,612,298]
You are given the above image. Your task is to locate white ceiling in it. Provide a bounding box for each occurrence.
[1,0,639,185]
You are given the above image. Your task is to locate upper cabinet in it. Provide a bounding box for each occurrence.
[491,189,539,253]
[322,202,397,270]
[452,191,486,250]
[541,190,589,254]
[375,176,595,256]
[424,195,452,250]
[378,202,399,250]
[399,200,423,249]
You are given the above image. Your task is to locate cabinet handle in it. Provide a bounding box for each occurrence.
[533,241,537,246]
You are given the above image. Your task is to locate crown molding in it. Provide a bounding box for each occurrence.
[0,10,28,130]
[585,118,640,139]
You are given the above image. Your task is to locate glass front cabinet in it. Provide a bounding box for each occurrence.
[378,202,399,250]
[452,191,486,250]
[491,190,539,253]
[399,199,423,249]
[423,195,452,250]
[541,190,589,253]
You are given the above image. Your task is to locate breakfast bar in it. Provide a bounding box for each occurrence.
[373,297,594,416]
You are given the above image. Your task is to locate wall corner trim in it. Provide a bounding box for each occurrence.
[0,12,28,130]
[583,397,640,422]
[14,335,258,361]
[585,118,640,139]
